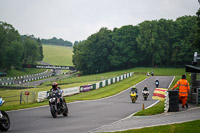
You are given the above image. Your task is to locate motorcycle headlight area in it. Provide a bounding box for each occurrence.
[49,98,56,102]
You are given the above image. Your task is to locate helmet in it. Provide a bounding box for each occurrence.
[52,82,58,89]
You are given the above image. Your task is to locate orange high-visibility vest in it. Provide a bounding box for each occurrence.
[172,79,190,96]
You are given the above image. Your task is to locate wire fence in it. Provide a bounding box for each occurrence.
[2,91,36,105]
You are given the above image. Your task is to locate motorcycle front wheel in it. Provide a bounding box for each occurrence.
[0,111,10,131]
[131,96,136,103]
[144,97,147,100]
[50,105,57,118]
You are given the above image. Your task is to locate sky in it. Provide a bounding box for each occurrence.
[0,0,199,43]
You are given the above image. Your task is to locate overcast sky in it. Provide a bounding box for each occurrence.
[0,0,199,43]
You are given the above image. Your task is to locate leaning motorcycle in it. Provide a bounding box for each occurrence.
[142,90,149,100]
[47,90,68,118]
[130,92,137,103]
[0,97,10,131]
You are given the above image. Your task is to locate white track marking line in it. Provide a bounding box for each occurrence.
[168,76,175,89]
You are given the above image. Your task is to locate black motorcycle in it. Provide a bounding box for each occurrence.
[151,72,154,76]
[155,80,159,88]
[0,97,10,131]
[47,90,68,118]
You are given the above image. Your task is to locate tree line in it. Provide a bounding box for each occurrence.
[41,37,73,47]
[0,22,43,72]
[73,15,200,74]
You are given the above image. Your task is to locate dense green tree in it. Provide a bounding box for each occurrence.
[74,41,79,46]
[41,37,73,47]
[111,25,140,69]
[22,37,41,64]
[73,15,198,74]
[73,28,113,74]
[136,19,174,67]
[172,16,198,67]
[37,38,44,61]
[2,41,23,71]
[194,8,200,50]
[0,22,22,71]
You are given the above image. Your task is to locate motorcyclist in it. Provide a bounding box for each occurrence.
[147,72,150,76]
[155,79,159,87]
[142,86,149,92]
[50,82,64,104]
[151,71,154,76]
[142,86,149,99]
[130,87,138,99]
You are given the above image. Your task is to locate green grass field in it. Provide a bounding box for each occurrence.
[1,68,45,78]
[42,45,73,66]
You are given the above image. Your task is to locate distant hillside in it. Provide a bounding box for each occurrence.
[42,45,73,66]
[41,37,73,47]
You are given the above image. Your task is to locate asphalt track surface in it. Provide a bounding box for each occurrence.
[6,76,174,133]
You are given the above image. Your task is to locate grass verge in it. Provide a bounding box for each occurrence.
[134,101,164,116]
[106,120,200,133]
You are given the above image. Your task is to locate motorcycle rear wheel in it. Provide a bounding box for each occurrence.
[0,111,10,131]
[63,103,68,117]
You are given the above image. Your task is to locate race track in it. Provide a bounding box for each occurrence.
[6,76,174,133]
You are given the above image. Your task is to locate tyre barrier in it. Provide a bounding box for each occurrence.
[164,91,169,112]
[165,90,179,112]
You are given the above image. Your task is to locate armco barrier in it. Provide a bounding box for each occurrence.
[37,91,48,102]
[62,87,80,96]
[37,87,80,102]
[37,72,134,102]
[80,85,92,92]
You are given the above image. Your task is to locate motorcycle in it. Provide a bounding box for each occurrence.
[147,72,150,76]
[47,90,68,118]
[0,97,10,131]
[130,91,137,103]
[151,72,154,76]
[155,80,159,88]
[142,90,149,100]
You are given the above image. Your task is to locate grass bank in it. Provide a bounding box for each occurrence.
[1,68,45,78]
[42,45,73,66]
[107,120,200,133]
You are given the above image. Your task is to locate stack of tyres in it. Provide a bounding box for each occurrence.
[168,90,179,112]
